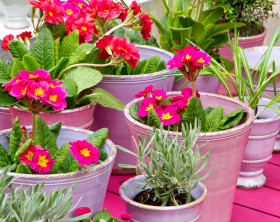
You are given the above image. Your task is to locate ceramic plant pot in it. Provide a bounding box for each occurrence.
[237,98,280,189]
[172,75,220,93]
[0,107,13,130]
[0,126,116,218]
[243,46,280,153]
[119,175,207,222]
[9,103,96,130]
[0,0,30,29]
[94,45,174,175]
[124,92,254,222]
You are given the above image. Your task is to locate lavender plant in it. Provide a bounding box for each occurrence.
[118,121,212,206]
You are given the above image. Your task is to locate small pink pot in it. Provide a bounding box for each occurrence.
[124,92,254,222]
[172,75,220,93]
[0,107,13,130]
[9,103,96,129]
[237,99,280,189]
[120,175,207,222]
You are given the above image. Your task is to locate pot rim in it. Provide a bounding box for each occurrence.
[0,126,117,179]
[233,25,267,40]
[119,175,207,210]
[124,92,255,138]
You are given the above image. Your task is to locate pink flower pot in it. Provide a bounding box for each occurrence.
[119,175,207,222]
[0,107,13,130]
[217,27,267,95]
[9,103,96,129]
[93,45,175,175]
[172,75,220,93]
[0,126,116,218]
[237,98,280,189]
[124,92,254,222]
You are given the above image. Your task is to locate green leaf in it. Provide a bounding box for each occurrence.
[35,115,58,156]
[59,152,79,173]
[0,61,12,83]
[78,88,124,111]
[22,55,41,72]
[14,139,32,162]
[11,58,25,78]
[48,121,62,139]
[62,66,103,95]
[31,28,55,70]
[51,143,70,173]
[158,60,167,71]
[133,56,160,74]
[147,108,161,128]
[8,117,22,162]
[54,37,60,64]
[59,29,79,59]
[45,21,66,40]
[170,26,192,46]
[172,0,191,11]
[15,163,31,174]
[8,40,30,60]
[49,57,69,79]
[205,106,223,132]
[0,90,18,106]
[129,103,142,122]
[204,106,215,115]
[93,209,120,222]
[99,149,108,161]
[219,109,245,130]
[61,79,77,98]
[0,144,11,167]
[200,7,224,26]
[87,128,108,147]
[182,97,206,131]
[68,43,96,66]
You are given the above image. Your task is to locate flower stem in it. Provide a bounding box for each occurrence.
[192,81,196,97]
[101,23,125,39]
[32,112,36,141]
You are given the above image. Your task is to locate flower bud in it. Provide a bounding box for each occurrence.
[21,126,27,132]
[19,143,23,147]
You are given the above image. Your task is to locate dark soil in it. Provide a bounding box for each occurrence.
[133,189,195,206]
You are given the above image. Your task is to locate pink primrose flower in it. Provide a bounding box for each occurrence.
[30,149,55,174]
[74,207,92,215]
[96,35,114,59]
[137,97,159,117]
[48,79,64,88]
[40,0,64,25]
[120,213,133,220]
[130,1,141,15]
[192,51,211,67]
[156,106,181,126]
[134,85,154,98]
[19,145,44,165]
[139,11,153,41]
[62,1,79,18]
[27,81,50,100]
[152,89,168,101]
[1,34,14,51]
[19,69,51,82]
[9,81,29,99]
[42,86,67,111]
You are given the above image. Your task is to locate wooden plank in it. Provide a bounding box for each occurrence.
[264,163,280,190]
[103,191,126,220]
[269,154,280,166]
[107,175,135,194]
[231,204,280,222]
[234,187,280,217]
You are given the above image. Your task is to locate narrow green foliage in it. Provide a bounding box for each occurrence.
[87,128,108,147]
[147,108,161,128]
[8,117,22,162]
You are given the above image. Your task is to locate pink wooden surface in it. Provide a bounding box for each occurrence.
[104,153,280,221]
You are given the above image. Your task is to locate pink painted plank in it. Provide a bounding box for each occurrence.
[264,163,280,190]
[234,187,280,217]
[107,175,135,194]
[103,192,126,220]
[269,154,280,166]
[231,204,280,222]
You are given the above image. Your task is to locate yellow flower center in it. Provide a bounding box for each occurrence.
[66,8,73,15]
[78,3,83,8]
[25,151,33,161]
[34,87,44,96]
[184,54,191,60]
[80,148,91,157]
[104,9,109,12]
[156,96,162,100]
[37,155,49,168]
[161,112,172,120]
[49,12,53,16]
[49,94,57,102]
[81,26,87,31]
[29,74,39,78]
[20,87,27,95]
[197,58,205,63]
[50,83,55,88]
[145,103,154,112]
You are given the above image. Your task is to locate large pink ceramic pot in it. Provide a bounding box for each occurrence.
[237,98,280,189]
[119,175,207,222]
[0,126,116,218]
[94,45,174,175]
[124,92,254,222]
[172,75,220,93]
[9,103,96,129]
[0,107,13,130]
[217,27,267,95]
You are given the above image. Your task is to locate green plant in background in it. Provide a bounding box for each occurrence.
[0,167,90,222]
[206,0,277,37]
[118,122,212,206]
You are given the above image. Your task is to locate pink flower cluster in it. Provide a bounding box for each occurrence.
[19,145,55,174]
[1,31,32,51]
[96,35,140,68]
[3,69,67,111]
[134,85,200,127]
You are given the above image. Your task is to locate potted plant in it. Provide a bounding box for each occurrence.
[208,24,280,189]
[0,69,117,216]
[118,123,210,222]
[150,0,243,92]
[123,46,255,221]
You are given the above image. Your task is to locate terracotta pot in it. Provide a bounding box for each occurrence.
[93,45,174,175]
[172,75,220,93]
[0,126,116,218]
[217,27,267,95]
[120,175,207,222]
[0,107,13,130]
[124,92,254,222]
[237,98,280,189]
[9,103,96,129]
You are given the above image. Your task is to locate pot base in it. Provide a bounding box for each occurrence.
[273,135,280,153]
[237,174,266,189]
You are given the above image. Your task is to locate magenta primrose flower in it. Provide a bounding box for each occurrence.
[62,1,80,17]
[30,149,55,174]
[68,140,100,166]
[134,85,154,98]
[74,207,91,215]
[19,69,51,82]
[42,86,67,111]
[156,106,181,127]
[9,81,29,99]
[27,81,50,100]
[137,97,160,117]
[152,89,168,101]
[18,145,44,165]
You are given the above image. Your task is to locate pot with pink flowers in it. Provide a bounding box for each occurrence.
[122,45,254,222]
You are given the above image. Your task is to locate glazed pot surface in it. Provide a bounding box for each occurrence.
[0,107,13,130]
